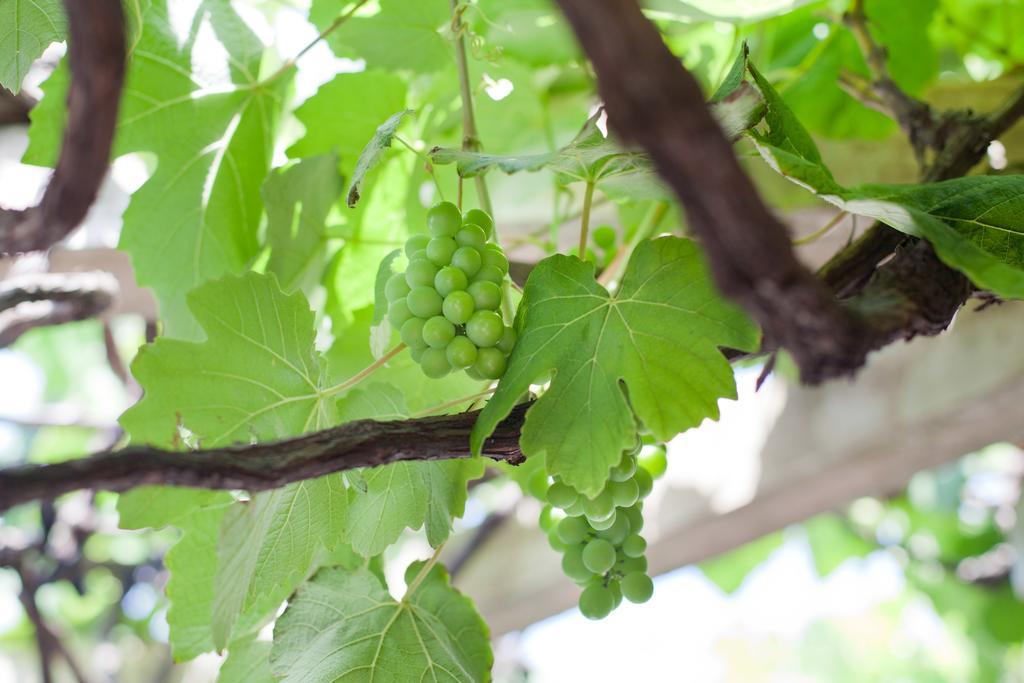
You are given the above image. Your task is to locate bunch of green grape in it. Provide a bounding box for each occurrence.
[534,440,661,620]
[385,202,516,380]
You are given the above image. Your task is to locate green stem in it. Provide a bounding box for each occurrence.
[578,181,595,258]
[320,343,406,399]
[404,542,446,600]
[411,389,496,418]
[395,134,445,201]
[792,211,848,246]
[262,0,370,85]
[597,201,668,286]
[450,0,493,217]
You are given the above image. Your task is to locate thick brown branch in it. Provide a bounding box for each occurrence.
[0,0,125,254]
[0,404,528,513]
[0,271,118,347]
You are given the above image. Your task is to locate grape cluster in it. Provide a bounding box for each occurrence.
[535,440,658,620]
[385,202,516,380]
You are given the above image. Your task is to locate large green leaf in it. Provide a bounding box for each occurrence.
[271,562,492,682]
[0,0,65,92]
[472,237,759,496]
[218,636,276,683]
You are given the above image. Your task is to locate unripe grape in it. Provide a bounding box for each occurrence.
[472,264,504,285]
[463,208,494,237]
[634,467,654,498]
[466,310,503,347]
[538,504,554,531]
[610,478,639,508]
[385,273,411,302]
[455,224,488,249]
[427,201,461,237]
[442,291,475,325]
[588,510,617,531]
[467,280,502,311]
[433,266,468,297]
[406,286,443,318]
[387,298,413,329]
[579,583,615,620]
[426,236,458,266]
[582,538,616,574]
[609,453,637,482]
[405,234,430,258]
[405,258,438,288]
[596,513,630,545]
[557,516,590,545]
[422,316,456,349]
[496,326,517,355]
[562,544,593,584]
[621,572,654,604]
[482,244,509,274]
[409,345,425,363]
[452,246,482,276]
[583,489,615,522]
[465,365,484,381]
[622,505,644,533]
[445,335,478,368]
[639,446,668,479]
[528,470,549,500]
[419,347,451,378]
[548,529,567,552]
[400,318,427,349]
[563,498,585,517]
[473,347,507,379]
[622,534,646,558]
[547,481,577,508]
[607,577,624,609]
[619,555,647,574]
[592,225,616,249]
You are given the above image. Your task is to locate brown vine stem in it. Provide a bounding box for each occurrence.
[450,0,493,217]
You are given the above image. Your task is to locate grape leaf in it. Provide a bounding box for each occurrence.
[347,109,413,207]
[472,0,580,67]
[0,0,65,92]
[336,385,483,556]
[864,0,938,95]
[263,153,345,292]
[472,237,759,496]
[700,531,784,593]
[271,562,492,682]
[219,636,275,683]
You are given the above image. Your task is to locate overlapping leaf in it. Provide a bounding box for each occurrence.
[472,237,759,496]
[271,563,492,682]
[0,0,65,92]
[347,109,413,207]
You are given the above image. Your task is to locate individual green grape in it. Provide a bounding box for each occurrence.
[619,555,647,574]
[466,310,503,347]
[547,481,577,508]
[452,246,482,276]
[387,298,413,329]
[607,577,624,609]
[588,511,617,531]
[622,534,646,558]
[528,470,550,500]
[622,505,644,533]
[579,583,615,620]
[445,335,477,368]
[465,365,484,381]
[419,347,451,378]
[406,286,443,318]
[496,326,517,355]
[385,273,411,302]
[634,467,654,498]
[422,316,455,349]
[557,516,591,545]
[609,453,637,482]
[442,291,475,325]
[592,225,616,249]
[563,498,585,517]
[464,208,494,237]
[405,234,430,258]
[426,236,458,266]
[473,347,507,379]
[562,544,594,584]
[434,266,468,297]
[621,572,654,603]
[409,345,425,363]
[482,244,509,274]
[597,514,630,545]
[405,258,439,288]
[610,478,639,508]
[548,529,567,552]
[538,504,554,531]
[400,318,427,349]
[472,264,504,285]
[582,489,615,522]
[455,224,487,249]
[639,446,668,479]
[467,280,502,311]
[427,201,462,237]
[582,538,616,574]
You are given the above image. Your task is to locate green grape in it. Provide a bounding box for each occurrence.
[597,514,630,545]
[385,273,411,302]
[589,511,617,531]
[593,225,616,249]
[419,348,451,378]
[622,505,644,533]
[422,316,456,349]
[473,264,504,285]
[387,298,412,329]
[538,504,554,531]
[404,234,430,258]
[465,365,484,381]
[609,453,637,482]
[582,538,616,574]
[445,335,477,368]
[547,481,577,508]
[622,534,646,558]
[434,266,468,297]
[400,318,427,349]
[610,478,639,508]
[482,244,509,274]
[562,544,594,584]
[579,583,615,620]
[426,236,458,266]
[496,326,517,355]
[427,201,461,237]
[564,498,586,517]
[452,246,482,276]
[621,572,654,604]
[639,446,668,479]
[582,489,615,522]
[548,529,567,552]
[557,516,591,545]
[634,467,654,498]
[466,310,503,347]
[467,280,502,311]
[607,577,624,609]
[619,555,647,574]
[409,345,425,363]
[455,224,487,249]
[464,208,494,237]
[442,291,475,325]
[528,470,550,500]
[405,258,439,288]
[407,286,443,318]
[473,347,507,379]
